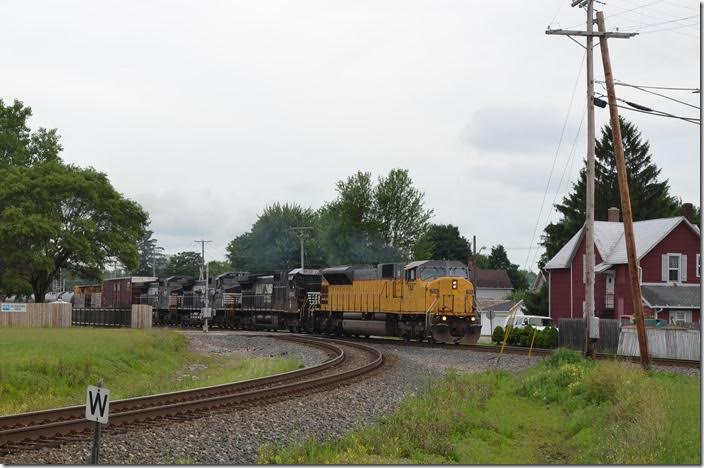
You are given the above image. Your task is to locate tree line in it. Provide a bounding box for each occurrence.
[1,99,694,307]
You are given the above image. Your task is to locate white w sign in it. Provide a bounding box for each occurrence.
[85,385,110,424]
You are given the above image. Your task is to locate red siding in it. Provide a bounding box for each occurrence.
[548,219,701,324]
[549,269,572,324]
[640,222,700,284]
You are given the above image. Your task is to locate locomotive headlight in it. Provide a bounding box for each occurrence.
[452,279,458,289]
[470,316,476,321]
[442,316,447,321]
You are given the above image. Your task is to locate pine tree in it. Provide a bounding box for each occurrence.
[541,117,681,266]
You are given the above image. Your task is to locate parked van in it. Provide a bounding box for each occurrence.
[505,315,556,331]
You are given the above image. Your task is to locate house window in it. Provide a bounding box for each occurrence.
[668,254,681,282]
[670,310,692,325]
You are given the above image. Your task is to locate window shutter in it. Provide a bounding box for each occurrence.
[661,255,668,282]
[697,254,701,278]
[582,254,586,284]
[682,255,687,282]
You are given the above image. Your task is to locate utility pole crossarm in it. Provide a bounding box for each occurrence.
[290,227,312,270]
[545,29,637,38]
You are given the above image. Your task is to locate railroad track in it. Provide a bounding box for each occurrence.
[0,335,383,456]
[343,334,700,368]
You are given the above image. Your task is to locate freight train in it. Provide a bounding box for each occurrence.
[73,260,482,344]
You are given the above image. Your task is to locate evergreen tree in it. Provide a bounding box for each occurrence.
[541,117,681,266]
[133,229,166,276]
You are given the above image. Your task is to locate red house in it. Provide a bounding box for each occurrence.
[544,208,701,325]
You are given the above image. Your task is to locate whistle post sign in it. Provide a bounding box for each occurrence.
[85,385,110,424]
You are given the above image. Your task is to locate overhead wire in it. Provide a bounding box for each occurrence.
[594,91,700,124]
[530,105,587,270]
[524,49,587,272]
[599,80,701,109]
[617,14,699,30]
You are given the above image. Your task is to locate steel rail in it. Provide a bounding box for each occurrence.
[0,336,383,454]
[343,334,700,368]
[0,335,341,432]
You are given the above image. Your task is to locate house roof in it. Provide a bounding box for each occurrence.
[471,268,513,289]
[478,300,517,312]
[544,216,699,270]
[641,284,701,309]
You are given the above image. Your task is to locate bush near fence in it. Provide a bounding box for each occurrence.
[0,303,72,328]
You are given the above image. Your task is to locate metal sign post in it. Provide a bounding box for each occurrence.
[85,382,110,464]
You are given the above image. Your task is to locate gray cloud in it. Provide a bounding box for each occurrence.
[462,105,574,154]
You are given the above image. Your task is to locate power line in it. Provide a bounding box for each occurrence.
[618,14,699,30]
[524,49,586,272]
[530,105,587,270]
[596,80,700,109]
[595,92,700,124]
[598,81,699,91]
[637,21,701,35]
[660,0,699,11]
[605,0,667,20]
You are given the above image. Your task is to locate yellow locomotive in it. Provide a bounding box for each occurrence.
[310,260,481,344]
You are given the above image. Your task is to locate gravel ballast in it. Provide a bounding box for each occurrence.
[2,333,699,465]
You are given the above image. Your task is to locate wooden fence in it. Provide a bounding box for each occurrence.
[131,305,152,329]
[0,302,72,328]
[558,318,621,354]
[618,326,700,361]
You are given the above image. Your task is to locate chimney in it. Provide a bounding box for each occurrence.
[607,207,620,222]
[682,203,694,223]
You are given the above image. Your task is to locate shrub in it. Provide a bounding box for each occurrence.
[492,326,505,345]
[541,327,558,348]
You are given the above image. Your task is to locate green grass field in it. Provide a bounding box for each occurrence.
[0,328,302,415]
[258,350,701,464]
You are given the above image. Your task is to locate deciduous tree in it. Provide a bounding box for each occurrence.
[226,203,321,271]
[0,99,62,168]
[0,162,148,301]
[164,251,203,278]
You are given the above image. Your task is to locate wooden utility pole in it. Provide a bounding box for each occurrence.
[546,2,636,358]
[291,227,312,269]
[584,0,596,358]
[596,10,651,369]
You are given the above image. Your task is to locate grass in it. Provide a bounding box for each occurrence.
[0,327,302,415]
[258,349,701,464]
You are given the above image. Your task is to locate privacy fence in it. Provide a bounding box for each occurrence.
[618,326,700,361]
[0,302,72,328]
[558,318,621,354]
[559,318,701,360]
[0,303,151,329]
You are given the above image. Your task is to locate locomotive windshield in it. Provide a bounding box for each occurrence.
[418,266,469,280]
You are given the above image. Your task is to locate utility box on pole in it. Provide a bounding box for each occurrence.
[589,316,600,339]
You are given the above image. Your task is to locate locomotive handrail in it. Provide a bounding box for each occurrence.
[424,297,439,337]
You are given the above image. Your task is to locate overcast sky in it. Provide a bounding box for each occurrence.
[2,0,700,271]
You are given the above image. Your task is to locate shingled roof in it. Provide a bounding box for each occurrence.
[641,284,701,309]
[544,216,700,270]
[471,268,513,289]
